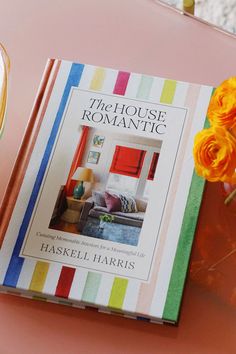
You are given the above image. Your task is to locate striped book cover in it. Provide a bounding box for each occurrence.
[0,59,213,324]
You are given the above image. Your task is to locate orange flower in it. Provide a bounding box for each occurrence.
[193,126,236,183]
[207,77,236,128]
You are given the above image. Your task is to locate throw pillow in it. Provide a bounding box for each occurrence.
[135,198,147,212]
[119,194,137,213]
[104,191,121,212]
[92,190,106,207]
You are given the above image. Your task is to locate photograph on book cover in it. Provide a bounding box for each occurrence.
[19,87,187,281]
[49,127,162,248]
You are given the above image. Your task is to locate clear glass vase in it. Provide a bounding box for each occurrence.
[0,43,10,137]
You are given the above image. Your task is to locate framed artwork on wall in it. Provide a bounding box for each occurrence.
[87,151,100,164]
[93,135,105,148]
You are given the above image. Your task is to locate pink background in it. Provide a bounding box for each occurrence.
[0,1,236,353]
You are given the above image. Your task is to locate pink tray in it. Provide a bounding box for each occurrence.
[0,1,236,353]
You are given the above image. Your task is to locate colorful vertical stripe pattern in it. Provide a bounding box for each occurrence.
[90,67,106,91]
[103,70,132,308]
[63,69,131,305]
[51,68,131,305]
[108,278,128,309]
[160,80,177,104]
[113,71,130,95]
[54,67,108,302]
[3,63,85,287]
[55,267,76,298]
[135,79,177,314]
[29,262,50,292]
[82,272,102,303]
[136,75,153,99]
[1,63,209,322]
[135,84,206,317]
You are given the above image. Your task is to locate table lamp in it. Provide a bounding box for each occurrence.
[73,167,93,199]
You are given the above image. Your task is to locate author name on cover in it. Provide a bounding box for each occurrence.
[40,243,135,270]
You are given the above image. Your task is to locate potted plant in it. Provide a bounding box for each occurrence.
[99,213,114,229]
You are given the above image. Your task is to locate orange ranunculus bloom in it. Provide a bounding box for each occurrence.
[207,77,236,128]
[193,126,236,183]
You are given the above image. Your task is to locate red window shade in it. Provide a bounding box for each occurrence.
[110,146,146,178]
[148,152,159,180]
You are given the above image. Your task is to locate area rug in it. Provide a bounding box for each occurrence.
[82,217,140,246]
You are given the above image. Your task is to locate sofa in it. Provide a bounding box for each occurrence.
[78,191,147,232]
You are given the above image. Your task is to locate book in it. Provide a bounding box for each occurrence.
[0,59,213,324]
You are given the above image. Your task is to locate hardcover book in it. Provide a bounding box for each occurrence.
[0,59,213,324]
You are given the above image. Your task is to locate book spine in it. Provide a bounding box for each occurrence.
[0,59,61,247]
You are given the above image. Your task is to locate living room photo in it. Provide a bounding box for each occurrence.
[49,125,161,246]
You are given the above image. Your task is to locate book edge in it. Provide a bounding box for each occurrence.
[0,59,60,247]
[0,285,170,325]
[162,118,211,322]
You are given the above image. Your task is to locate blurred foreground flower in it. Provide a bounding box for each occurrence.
[193,77,236,204]
[194,126,236,183]
[208,78,236,129]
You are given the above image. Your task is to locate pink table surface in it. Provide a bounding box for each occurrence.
[0,1,236,353]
